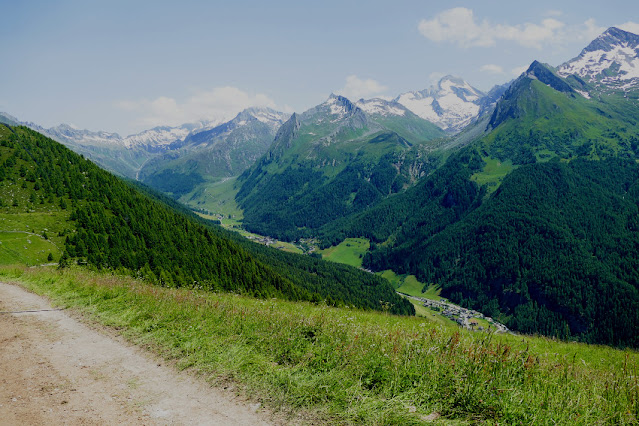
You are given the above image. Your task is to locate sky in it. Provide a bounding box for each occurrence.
[2,0,639,136]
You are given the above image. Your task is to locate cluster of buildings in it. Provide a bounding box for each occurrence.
[401,293,509,333]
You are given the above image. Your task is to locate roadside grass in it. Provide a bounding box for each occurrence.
[2,265,638,425]
[319,238,369,268]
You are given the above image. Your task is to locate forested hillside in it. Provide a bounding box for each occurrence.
[365,158,639,346]
[236,96,445,240]
[0,125,413,315]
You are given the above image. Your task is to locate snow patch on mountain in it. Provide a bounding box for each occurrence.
[243,107,290,129]
[558,27,639,90]
[559,45,639,81]
[395,76,485,133]
[324,94,350,117]
[123,124,202,149]
[45,124,126,147]
[355,98,406,116]
[355,98,406,117]
[253,109,287,125]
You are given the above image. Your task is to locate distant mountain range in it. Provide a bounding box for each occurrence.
[0,108,288,194]
[138,107,289,197]
[1,74,508,184]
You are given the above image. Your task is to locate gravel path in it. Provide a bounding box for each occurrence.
[0,281,274,425]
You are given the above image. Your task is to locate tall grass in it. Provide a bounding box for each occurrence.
[2,265,637,424]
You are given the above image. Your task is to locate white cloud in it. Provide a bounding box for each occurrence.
[511,65,529,77]
[480,64,504,74]
[418,8,607,49]
[418,8,496,48]
[115,86,277,133]
[336,75,388,100]
[618,21,639,35]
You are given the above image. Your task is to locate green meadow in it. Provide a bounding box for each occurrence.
[319,237,370,268]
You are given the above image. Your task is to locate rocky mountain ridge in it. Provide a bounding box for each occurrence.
[558,26,639,92]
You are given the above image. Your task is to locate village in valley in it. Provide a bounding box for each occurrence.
[400,293,510,333]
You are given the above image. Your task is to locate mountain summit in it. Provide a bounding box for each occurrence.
[394,75,487,133]
[558,27,639,91]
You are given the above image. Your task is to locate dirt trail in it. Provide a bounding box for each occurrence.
[0,282,273,425]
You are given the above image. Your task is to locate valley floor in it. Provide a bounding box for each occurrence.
[0,282,274,426]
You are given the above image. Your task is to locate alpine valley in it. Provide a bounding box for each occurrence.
[4,27,639,350]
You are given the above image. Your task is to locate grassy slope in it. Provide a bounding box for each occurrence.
[0,230,59,264]
[319,237,369,267]
[180,176,244,220]
[2,266,637,425]
[319,239,442,300]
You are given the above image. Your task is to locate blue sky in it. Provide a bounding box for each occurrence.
[2,0,638,135]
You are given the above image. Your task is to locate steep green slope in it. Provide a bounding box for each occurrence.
[480,64,639,167]
[236,96,445,240]
[121,178,414,314]
[318,148,484,248]
[0,125,413,315]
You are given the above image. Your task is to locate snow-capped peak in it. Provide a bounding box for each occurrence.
[395,76,486,133]
[240,107,290,128]
[436,75,482,102]
[322,94,358,117]
[45,124,124,147]
[123,123,204,149]
[355,98,406,117]
[558,27,639,90]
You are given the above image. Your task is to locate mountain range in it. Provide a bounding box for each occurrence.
[0,73,501,181]
[235,94,445,239]
[3,26,639,347]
